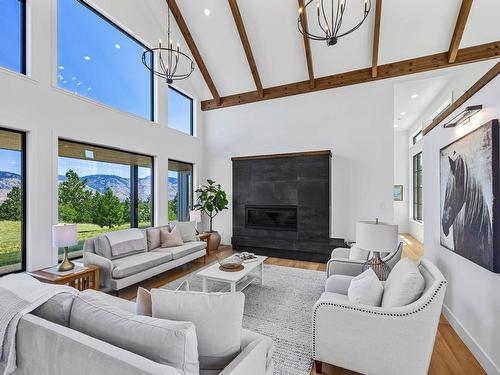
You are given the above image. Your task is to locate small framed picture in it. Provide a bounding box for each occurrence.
[393,185,403,201]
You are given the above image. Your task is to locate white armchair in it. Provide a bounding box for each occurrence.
[326,241,403,277]
[313,258,447,375]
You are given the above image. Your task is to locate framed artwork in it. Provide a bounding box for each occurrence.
[440,119,499,273]
[393,185,403,201]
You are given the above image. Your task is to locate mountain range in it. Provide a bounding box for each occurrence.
[0,171,179,203]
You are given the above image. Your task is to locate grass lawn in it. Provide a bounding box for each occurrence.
[0,221,151,268]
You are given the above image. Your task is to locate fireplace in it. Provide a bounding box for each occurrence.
[246,205,297,231]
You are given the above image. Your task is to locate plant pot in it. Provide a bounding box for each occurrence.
[207,231,221,251]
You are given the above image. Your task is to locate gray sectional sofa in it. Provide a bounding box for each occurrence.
[83,224,207,292]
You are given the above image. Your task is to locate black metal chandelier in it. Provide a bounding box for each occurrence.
[142,6,194,84]
[298,0,371,46]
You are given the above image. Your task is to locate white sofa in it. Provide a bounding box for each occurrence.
[326,241,403,277]
[313,258,447,375]
[3,290,274,375]
[83,226,207,292]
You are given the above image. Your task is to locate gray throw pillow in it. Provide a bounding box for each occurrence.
[171,221,197,243]
[146,225,170,250]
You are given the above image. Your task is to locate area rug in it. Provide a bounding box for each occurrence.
[162,263,326,375]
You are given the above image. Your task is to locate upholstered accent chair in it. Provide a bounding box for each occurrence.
[312,258,447,375]
[326,240,403,277]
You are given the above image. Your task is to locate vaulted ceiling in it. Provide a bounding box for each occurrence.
[165,0,500,109]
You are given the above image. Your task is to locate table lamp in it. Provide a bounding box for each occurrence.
[356,219,398,281]
[53,224,78,272]
[189,210,202,234]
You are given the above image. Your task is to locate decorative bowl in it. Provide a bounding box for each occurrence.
[216,253,244,270]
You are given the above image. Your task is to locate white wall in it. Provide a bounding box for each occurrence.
[0,0,206,271]
[423,68,500,374]
[204,80,396,244]
[393,130,409,233]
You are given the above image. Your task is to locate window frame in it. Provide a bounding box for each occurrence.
[412,152,423,222]
[57,139,155,259]
[168,159,194,221]
[412,130,423,145]
[57,0,155,121]
[0,0,26,75]
[0,127,26,276]
[168,85,194,136]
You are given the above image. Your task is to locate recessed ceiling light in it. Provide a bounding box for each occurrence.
[410,94,419,99]
[84,56,91,61]
[400,111,407,116]
[204,8,210,16]
[115,44,121,49]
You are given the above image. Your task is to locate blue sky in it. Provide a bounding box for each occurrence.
[0,149,21,175]
[0,0,23,73]
[168,88,192,135]
[58,157,151,179]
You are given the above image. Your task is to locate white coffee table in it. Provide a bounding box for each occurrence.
[196,255,267,293]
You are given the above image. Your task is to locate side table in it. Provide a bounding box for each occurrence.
[199,232,212,256]
[28,264,100,291]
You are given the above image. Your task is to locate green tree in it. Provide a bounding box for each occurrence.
[0,186,22,221]
[139,195,152,224]
[92,188,124,228]
[168,193,178,221]
[58,170,93,223]
[122,198,131,224]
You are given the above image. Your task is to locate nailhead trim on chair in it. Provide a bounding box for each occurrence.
[311,280,447,357]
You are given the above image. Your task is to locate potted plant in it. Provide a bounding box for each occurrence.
[194,179,229,250]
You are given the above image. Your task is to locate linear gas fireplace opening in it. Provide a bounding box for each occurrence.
[245,205,297,231]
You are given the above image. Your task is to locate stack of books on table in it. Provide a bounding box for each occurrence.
[235,252,258,263]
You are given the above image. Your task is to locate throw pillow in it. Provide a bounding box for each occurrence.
[151,289,245,370]
[70,289,199,375]
[170,221,197,242]
[347,268,384,306]
[136,287,152,316]
[348,246,370,261]
[160,226,184,248]
[381,258,425,308]
[146,225,170,250]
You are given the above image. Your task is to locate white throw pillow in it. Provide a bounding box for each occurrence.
[348,246,370,261]
[171,221,197,242]
[151,289,245,370]
[347,268,384,306]
[381,258,425,308]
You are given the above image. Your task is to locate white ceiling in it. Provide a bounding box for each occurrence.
[163,0,500,100]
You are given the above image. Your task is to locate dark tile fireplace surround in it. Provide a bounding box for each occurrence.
[232,150,345,262]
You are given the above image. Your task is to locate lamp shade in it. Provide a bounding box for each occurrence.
[189,210,202,223]
[52,224,78,248]
[356,221,398,253]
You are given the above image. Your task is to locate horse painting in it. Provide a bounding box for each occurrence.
[440,121,498,272]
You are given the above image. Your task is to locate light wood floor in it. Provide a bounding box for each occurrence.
[118,235,485,375]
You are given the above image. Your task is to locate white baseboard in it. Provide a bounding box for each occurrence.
[442,304,500,375]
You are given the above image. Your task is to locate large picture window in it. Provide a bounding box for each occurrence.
[168,86,193,135]
[0,129,26,275]
[57,0,153,120]
[413,152,423,222]
[168,160,193,221]
[0,0,25,74]
[58,140,153,259]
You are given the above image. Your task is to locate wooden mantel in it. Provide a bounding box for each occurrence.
[231,150,332,161]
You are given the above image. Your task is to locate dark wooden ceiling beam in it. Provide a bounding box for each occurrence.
[201,41,499,111]
[423,61,500,136]
[371,0,382,78]
[166,0,220,105]
[228,0,263,98]
[448,0,473,63]
[298,0,315,88]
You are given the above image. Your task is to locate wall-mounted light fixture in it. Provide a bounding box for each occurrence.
[443,105,482,128]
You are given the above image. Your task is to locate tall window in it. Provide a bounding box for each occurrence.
[0,129,25,275]
[413,152,423,222]
[412,130,422,145]
[57,0,153,120]
[168,161,193,221]
[0,0,25,73]
[168,86,193,135]
[58,140,153,258]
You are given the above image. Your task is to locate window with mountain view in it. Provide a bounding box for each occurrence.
[168,86,193,135]
[0,129,25,275]
[168,160,193,221]
[58,140,153,259]
[0,0,25,74]
[57,0,153,120]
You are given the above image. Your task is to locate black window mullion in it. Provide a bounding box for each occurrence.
[130,165,139,228]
